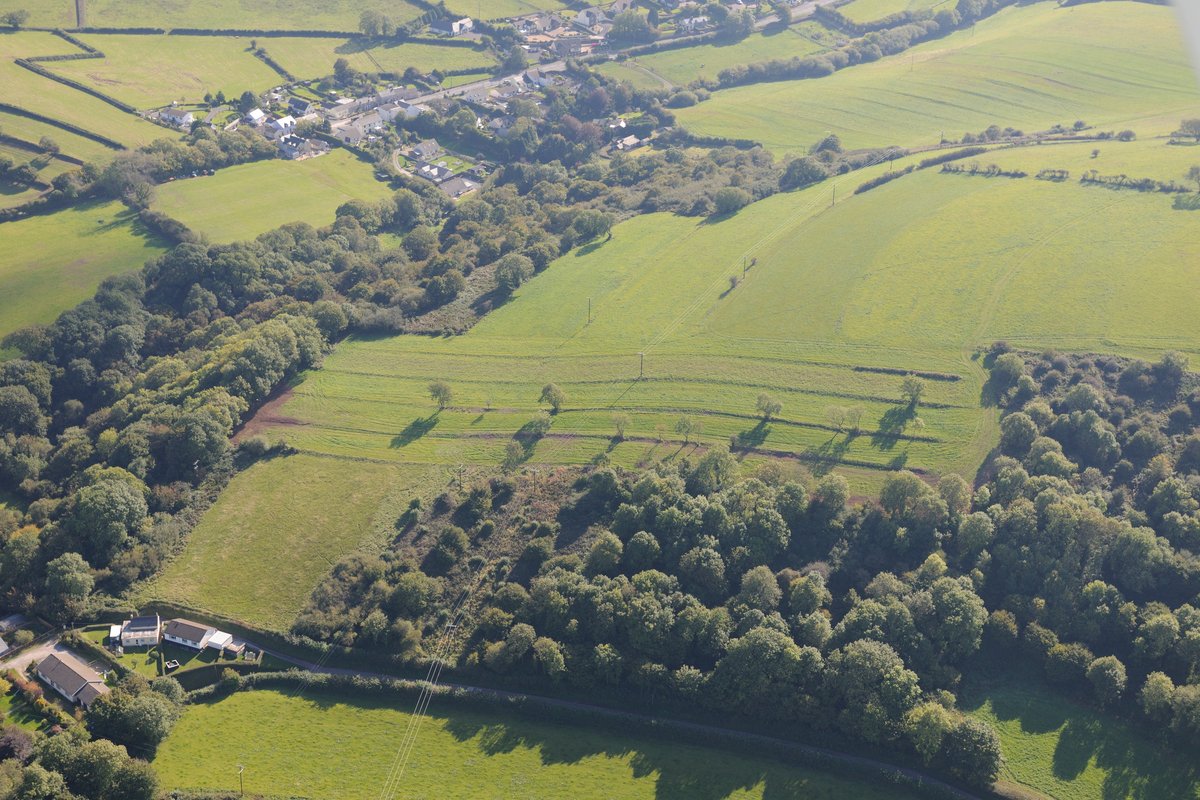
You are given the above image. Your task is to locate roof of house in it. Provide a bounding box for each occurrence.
[163,618,213,642]
[246,108,266,122]
[76,682,109,706]
[161,108,192,120]
[439,175,479,197]
[124,615,160,633]
[270,115,296,129]
[37,652,103,697]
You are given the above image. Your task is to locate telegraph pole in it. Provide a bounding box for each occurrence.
[588,297,592,324]
[237,765,245,797]
[638,352,644,378]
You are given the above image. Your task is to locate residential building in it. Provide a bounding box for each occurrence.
[267,115,296,137]
[415,162,455,183]
[160,108,195,130]
[244,108,266,126]
[431,16,473,36]
[439,175,480,198]
[120,614,161,648]
[279,134,330,159]
[36,652,109,708]
[163,618,215,650]
[411,139,442,160]
[287,97,316,117]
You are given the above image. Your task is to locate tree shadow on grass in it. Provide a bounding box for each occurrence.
[391,414,439,447]
[800,432,857,475]
[439,714,798,800]
[870,404,915,450]
[734,419,770,449]
[574,237,610,257]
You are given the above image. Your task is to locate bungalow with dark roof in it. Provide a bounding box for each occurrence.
[163,618,215,650]
[36,652,109,708]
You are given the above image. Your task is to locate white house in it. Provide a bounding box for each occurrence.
[160,108,195,130]
[163,618,215,650]
[36,652,109,708]
[120,614,161,648]
[431,16,473,36]
[244,108,266,126]
[267,115,296,137]
[411,138,442,160]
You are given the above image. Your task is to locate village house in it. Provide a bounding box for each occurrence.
[266,115,296,138]
[278,133,329,159]
[36,652,109,708]
[439,175,479,198]
[487,115,517,138]
[415,162,455,183]
[120,614,160,648]
[244,108,266,126]
[431,16,473,36]
[378,100,424,123]
[163,618,216,650]
[411,139,442,161]
[287,97,316,117]
[573,7,611,34]
[616,133,645,150]
[159,108,195,130]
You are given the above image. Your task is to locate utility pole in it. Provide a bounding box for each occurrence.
[588,297,592,324]
[831,185,836,206]
[638,352,644,378]
[237,765,245,797]
[742,256,747,278]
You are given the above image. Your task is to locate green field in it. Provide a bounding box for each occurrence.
[0,199,167,357]
[0,144,72,209]
[839,0,943,24]
[626,24,829,87]
[675,2,1200,153]
[49,34,281,108]
[151,149,392,242]
[0,110,122,164]
[78,0,423,30]
[0,32,162,148]
[155,688,925,800]
[264,37,496,81]
[145,455,446,630]
[963,675,1200,800]
[0,1,75,28]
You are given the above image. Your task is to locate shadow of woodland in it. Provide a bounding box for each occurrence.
[959,677,1200,800]
[391,414,439,447]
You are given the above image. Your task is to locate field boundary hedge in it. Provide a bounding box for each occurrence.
[13,58,139,114]
[250,45,295,82]
[0,133,86,164]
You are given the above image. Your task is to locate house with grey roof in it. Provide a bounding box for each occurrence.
[163,618,215,650]
[36,652,109,708]
[120,614,161,648]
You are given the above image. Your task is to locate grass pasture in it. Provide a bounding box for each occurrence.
[0,33,161,148]
[0,110,121,163]
[145,455,447,630]
[48,34,282,108]
[674,2,1200,153]
[72,0,423,31]
[0,199,167,356]
[248,140,1200,500]
[264,37,496,82]
[151,149,392,242]
[626,24,829,87]
[962,674,1200,800]
[154,688,925,800]
[839,0,943,24]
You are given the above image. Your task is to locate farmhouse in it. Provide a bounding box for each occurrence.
[36,652,109,708]
[244,108,266,126]
[287,97,316,117]
[159,108,195,130]
[120,614,161,647]
[163,618,215,650]
[431,16,473,36]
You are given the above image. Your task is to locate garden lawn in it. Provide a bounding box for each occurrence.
[962,674,1200,800]
[154,688,926,800]
[151,149,392,242]
[263,37,495,81]
[144,455,447,631]
[48,34,282,108]
[675,1,1200,153]
[630,24,828,86]
[0,199,167,357]
[70,0,423,31]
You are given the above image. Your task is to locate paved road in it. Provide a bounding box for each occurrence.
[261,646,984,800]
[0,635,75,674]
